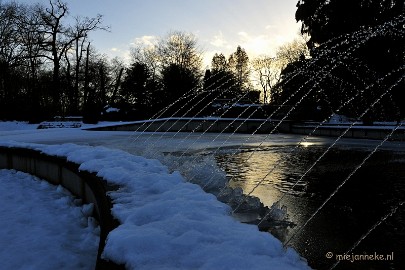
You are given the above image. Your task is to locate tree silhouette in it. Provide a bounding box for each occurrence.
[120,62,155,119]
[157,31,203,75]
[211,53,228,71]
[228,45,250,92]
[37,0,105,114]
[294,0,405,120]
[160,63,200,117]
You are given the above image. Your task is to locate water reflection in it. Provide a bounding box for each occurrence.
[215,145,405,270]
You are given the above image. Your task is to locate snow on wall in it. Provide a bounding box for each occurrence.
[0,141,310,270]
[0,169,99,270]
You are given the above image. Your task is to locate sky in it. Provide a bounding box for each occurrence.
[17,0,301,66]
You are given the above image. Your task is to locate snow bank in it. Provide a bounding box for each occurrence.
[0,121,38,131]
[0,169,99,270]
[0,141,310,270]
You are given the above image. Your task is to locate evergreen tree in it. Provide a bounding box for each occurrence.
[211,53,228,71]
[120,62,155,119]
[160,63,200,117]
[204,53,240,100]
[228,46,250,92]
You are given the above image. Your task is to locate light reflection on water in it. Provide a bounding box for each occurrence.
[215,145,405,270]
[221,147,307,202]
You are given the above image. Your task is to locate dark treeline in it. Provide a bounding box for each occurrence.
[115,37,259,120]
[0,0,111,123]
[119,31,206,120]
[274,0,405,121]
[2,0,403,123]
[0,0,258,123]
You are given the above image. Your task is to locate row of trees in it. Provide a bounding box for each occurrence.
[203,38,308,106]
[0,0,117,122]
[5,0,400,123]
[0,0,311,122]
[120,31,203,119]
[0,0,310,122]
[123,36,308,120]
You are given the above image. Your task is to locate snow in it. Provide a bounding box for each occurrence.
[38,121,82,129]
[2,121,405,269]
[0,169,99,270]
[297,123,405,130]
[105,106,120,113]
[82,117,278,130]
[327,113,353,124]
[0,140,310,270]
[8,142,309,269]
[0,121,38,131]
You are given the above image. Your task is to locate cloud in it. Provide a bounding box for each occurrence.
[209,32,232,49]
[203,30,290,68]
[235,32,279,57]
[99,35,160,64]
[237,31,249,40]
[130,35,158,47]
[202,49,224,69]
[234,24,301,57]
[204,22,301,64]
[265,25,277,30]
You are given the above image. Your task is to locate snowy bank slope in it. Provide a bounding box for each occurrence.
[0,170,99,270]
[1,141,310,270]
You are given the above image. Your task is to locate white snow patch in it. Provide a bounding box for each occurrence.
[105,107,120,113]
[0,169,99,270]
[0,121,38,131]
[0,142,310,270]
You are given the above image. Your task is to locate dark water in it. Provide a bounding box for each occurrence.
[216,145,405,270]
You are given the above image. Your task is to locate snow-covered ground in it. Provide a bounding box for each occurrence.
[1,121,404,152]
[1,121,404,269]
[0,122,312,269]
[0,169,99,270]
[0,121,38,131]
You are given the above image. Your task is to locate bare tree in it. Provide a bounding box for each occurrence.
[19,4,45,81]
[130,43,159,81]
[130,31,203,78]
[250,35,309,104]
[109,57,125,105]
[0,2,21,65]
[37,0,105,111]
[36,0,69,108]
[70,15,107,113]
[251,55,280,103]
[157,31,203,74]
[0,1,21,102]
[275,36,309,70]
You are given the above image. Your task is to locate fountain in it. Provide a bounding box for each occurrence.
[89,13,405,270]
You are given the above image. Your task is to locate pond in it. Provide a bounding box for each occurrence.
[216,144,405,270]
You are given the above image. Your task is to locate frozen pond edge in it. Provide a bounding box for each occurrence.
[0,142,311,270]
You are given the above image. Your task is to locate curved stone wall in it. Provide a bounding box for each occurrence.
[0,146,124,270]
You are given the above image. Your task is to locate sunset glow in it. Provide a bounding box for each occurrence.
[18,0,301,64]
